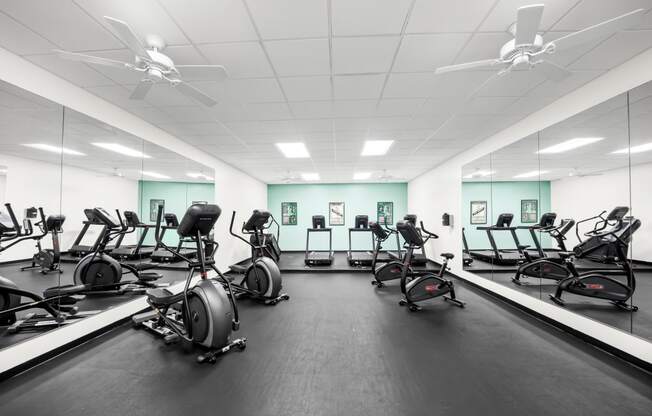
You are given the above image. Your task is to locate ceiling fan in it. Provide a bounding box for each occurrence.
[435,5,646,81]
[55,16,226,107]
[280,171,300,183]
[376,169,405,182]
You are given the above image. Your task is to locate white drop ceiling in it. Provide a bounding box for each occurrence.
[1,0,652,183]
[463,80,652,181]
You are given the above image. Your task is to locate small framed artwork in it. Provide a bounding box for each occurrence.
[281,202,297,226]
[377,202,394,225]
[470,201,487,225]
[329,202,345,226]
[149,199,165,222]
[521,199,538,223]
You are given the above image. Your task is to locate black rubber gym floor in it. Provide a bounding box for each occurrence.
[277,250,440,273]
[480,270,652,341]
[0,272,650,415]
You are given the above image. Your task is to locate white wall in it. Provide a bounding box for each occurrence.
[408,48,652,274]
[551,162,652,261]
[0,173,6,205]
[213,164,267,271]
[1,153,138,261]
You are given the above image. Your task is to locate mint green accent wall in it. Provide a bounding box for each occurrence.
[267,183,408,251]
[462,181,552,250]
[138,181,215,245]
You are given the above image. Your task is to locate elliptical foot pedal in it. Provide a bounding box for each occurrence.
[197,337,247,364]
[444,296,466,308]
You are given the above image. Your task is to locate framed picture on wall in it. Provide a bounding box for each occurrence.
[149,199,165,222]
[329,202,345,226]
[377,202,394,225]
[470,201,487,224]
[521,199,538,223]
[281,202,297,225]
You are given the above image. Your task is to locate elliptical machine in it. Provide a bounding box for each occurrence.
[73,208,164,295]
[370,220,408,286]
[397,220,465,311]
[228,210,289,305]
[133,204,246,363]
[549,215,640,311]
[21,208,65,275]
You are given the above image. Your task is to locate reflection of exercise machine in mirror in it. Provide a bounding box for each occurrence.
[470,213,523,265]
[305,215,334,266]
[20,207,65,275]
[348,215,374,266]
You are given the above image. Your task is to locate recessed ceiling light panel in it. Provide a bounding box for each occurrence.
[301,172,319,181]
[361,140,393,156]
[276,142,310,158]
[538,137,604,154]
[92,143,151,158]
[22,143,85,156]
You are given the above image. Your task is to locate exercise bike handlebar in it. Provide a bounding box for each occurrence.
[0,204,48,251]
[419,221,439,240]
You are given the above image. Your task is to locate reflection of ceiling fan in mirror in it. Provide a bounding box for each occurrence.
[435,5,645,82]
[55,17,226,107]
[568,168,603,178]
[377,169,405,182]
[280,171,300,184]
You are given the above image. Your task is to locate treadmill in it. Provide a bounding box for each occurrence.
[150,213,197,263]
[471,213,523,266]
[515,212,557,261]
[461,227,473,266]
[110,211,155,260]
[68,208,110,257]
[389,214,427,266]
[347,215,374,266]
[305,215,334,266]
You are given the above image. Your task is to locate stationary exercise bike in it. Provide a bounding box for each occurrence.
[549,215,640,311]
[21,207,65,275]
[228,210,289,305]
[1,203,94,333]
[73,207,164,295]
[397,221,465,311]
[133,204,246,363]
[370,220,408,286]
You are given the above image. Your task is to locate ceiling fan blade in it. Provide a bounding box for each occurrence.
[104,16,149,58]
[435,59,501,74]
[54,49,131,69]
[173,81,217,107]
[536,60,572,82]
[175,65,228,81]
[129,78,154,100]
[548,9,645,52]
[515,4,544,46]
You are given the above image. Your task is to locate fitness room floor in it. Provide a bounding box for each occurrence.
[0,255,651,415]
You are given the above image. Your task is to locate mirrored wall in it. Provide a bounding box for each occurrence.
[462,82,652,342]
[0,80,215,350]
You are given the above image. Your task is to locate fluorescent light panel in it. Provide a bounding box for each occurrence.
[187,172,214,181]
[141,171,170,179]
[463,170,494,179]
[612,142,652,154]
[513,170,549,179]
[361,140,393,156]
[22,143,85,156]
[538,137,604,154]
[276,142,309,158]
[301,172,319,181]
[353,172,371,180]
[92,143,151,158]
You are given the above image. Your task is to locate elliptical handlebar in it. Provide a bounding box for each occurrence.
[4,203,21,236]
[229,210,254,249]
[419,221,439,242]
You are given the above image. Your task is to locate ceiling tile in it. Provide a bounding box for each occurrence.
[85,85,152,108]
[332,0,412,36]
[476,70,546,97]
[143,82,198,106]
[294,119,333,133]
[25,53,115,87]
[158,0,257,43]
[0,0,122,51]
[407,0,495,33]
[376,98,426,117]
[383,73,437,98]
[333,74,385,100]
[456,32,512,63]
[431,71,495,98]
[265,39,330,76]
[332,100,377,118]
[198,42,274,78]
[0,11,56,55]
[246,0,327,39]
[192,78,284,103]
[243,102,292,120]
[526,70,602,98]
[543,31,608,67]
[158,105,217,123]
[289,101,332,119]
[73,0,190,46]
[457,96,520,115]
[568,30,652,71]
[551,0,652,32]
[163,45,208,66]
[480,0,575,32]
[393,33,471,72]
[280,76,332,101]
[332,36,400,74]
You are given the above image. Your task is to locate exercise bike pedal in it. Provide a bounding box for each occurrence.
[444,296,466,308]
[398,299,407,306]
[408,304,421,312]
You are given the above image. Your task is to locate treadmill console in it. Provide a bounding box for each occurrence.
[312,215,326,229]
[124,211,142,226]
[538,212,557,228]
[177,204,221,237]
[45,215,66,232]
[93,207,121,229]
[495,213,514,227]
[354,215,368,229]
[164,213,179,227]
[396,221,424,247]
[369,222,388,239]
[606,206,629,221]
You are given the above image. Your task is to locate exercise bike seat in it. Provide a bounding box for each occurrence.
[145,288,184,306]
[138,271,163,282]
[43,284,88,298]
[440,253,455,260]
